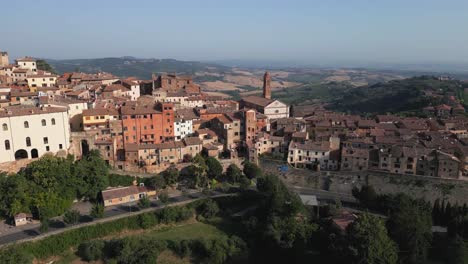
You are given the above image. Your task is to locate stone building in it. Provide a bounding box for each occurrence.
[0,51,9,67]
[121,102,174,145]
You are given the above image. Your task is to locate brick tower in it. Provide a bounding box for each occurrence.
[262,71,271,99]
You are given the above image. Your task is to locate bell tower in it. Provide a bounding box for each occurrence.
[262,71,271,99]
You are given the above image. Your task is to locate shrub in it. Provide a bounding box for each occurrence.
[138,196,151,209]
[91,203,104,219]
[77,240,105,261]
[168,239,192,258]
[196,199,219,219]
[0,248,34,264]
[137,213,158,229]
[108,174,135,187]
[158,192,169,204]
[63,209,81,225]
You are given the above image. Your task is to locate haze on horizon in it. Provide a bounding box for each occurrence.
[2,0,468,67]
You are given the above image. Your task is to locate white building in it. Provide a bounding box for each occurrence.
[39,96,89,131]
[26,74,57,89]
[16,57,37,73]
[0,106,70,163]
[121,80,140,101]
[241,96,289,120]
[174,118,193,141]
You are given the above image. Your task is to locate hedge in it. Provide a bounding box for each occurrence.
[0,205,194,262]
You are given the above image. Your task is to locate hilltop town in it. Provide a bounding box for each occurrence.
[1,50,468,180]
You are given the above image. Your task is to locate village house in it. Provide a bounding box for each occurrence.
[288,137,340,170]
[101,185,156,207]
[83,108,119,131]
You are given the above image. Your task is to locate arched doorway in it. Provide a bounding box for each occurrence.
[31,149,39,158]
[14,149,28,160]
[81,140,89,157]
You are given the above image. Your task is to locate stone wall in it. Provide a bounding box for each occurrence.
[260,159,468,204]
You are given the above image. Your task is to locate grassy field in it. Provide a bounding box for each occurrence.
[39,220,234,264]
[143,221,228,241]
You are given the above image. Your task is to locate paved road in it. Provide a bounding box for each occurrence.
[0,190,220,246]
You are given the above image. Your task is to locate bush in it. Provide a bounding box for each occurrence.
[157,206,193,224]
[91,203,104,219]
[39,218,49,233]
[0,248,34,264]
[77,240,105,261]
[63,209,81,225]
[196,199,219,219]
[138,196,151,209]
[158,192,169,204]
[108,174,135,187]
[0,204,195,261]
[137,213,158,229]
[168,239,192,258]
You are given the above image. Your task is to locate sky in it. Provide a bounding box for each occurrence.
[2,0,468,66]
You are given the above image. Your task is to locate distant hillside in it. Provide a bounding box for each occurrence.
[46,57,230,79]
[326,76,466,114]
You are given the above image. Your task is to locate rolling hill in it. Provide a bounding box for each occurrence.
[46,57,230,79]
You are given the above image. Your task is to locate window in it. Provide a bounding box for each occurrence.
[41,119,46,126]
[43,137,48,144]
[51,118,56,125]
[24,121,29,128]
[59,144,63,149]
[2,123,7,131]
[5,140,10,150]
[26,137,31,147]
[46,146,50,151]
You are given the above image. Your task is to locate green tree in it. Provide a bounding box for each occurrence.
[243,161,263,179]
[74,150,109,200]
[145,175,166,190]
[352,185,378,209]
[225,164,242,184]
[137,213,157,229]
[206,157,223,180]
[387,197,432,264]
[446,235,468,264]
[90,203,105,219]
[184,164,208,189]
[345,213,398,264]
[161,166,179,186]
[193,154,208,171]
[138,196,151,209]
[39,217,49,233]
[77,240,105,262]
[433,198,441,225]
[196,199,219,219]
[63,209,81,225]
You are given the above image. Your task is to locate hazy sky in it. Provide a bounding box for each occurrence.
[2,0,468,64]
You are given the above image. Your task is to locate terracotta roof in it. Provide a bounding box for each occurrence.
[0,106,66,117]
[332,210,358,231]
[83,108,118,116]
[290,140,330,151]
[102,186,152,201]
[16,57,36,62]
[183,137,202,146]
[103,84,129,92]
[241,96,274,107]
